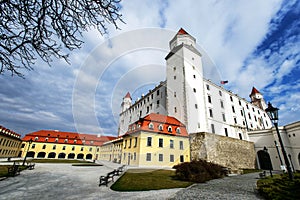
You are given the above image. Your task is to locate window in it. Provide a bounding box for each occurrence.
[232,106,235,113]
[134,137,137,147]
[89,148,92,152]
[193,88,196,93]
[170,155,174,162]
[34,137,38,141]
[179,141,184,150]
[168,126,172,132]
[159,138,163,147]
[239,133,243,140]
[176,127,181,134]
[72,146,75,151]
[195,104,198,109]
[180,155,184,162]
[158,124,163,131]
[159,154,163,162]
[170,140,174,148]
[222,113,226,122]
[193,74,196,79]
[220,100,224,108]
[248,113,251,119]
[157,90,160,96]
[174,107,177,113]
[211,124,215,133]
[64,139,68,143]
[147,106,149,113]
[81,147,84,151]
[234,117,237,124]
[134,152,136,160]
[174,76,176,80]
[206,84,210,90]
[129,138,132,148]
[124,140,127,148]
[240,110,244,116]
[31,144,35,149]
[209,108,213,118]
[174,92,176,97]
[224,128,228,137]
[42,144,46,149]
[147,137,152,146]
[21,143,25,148]
[219,90,222,96]
[149,123,154,130]
[230,96,233,102]
[45,137,48,142]
[156,100,160,107]
[173,67,176,71]
[62,146,66,150]
[146,153,151,161]
[208,95,211,103]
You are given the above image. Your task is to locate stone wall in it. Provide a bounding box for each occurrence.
[190,132,256,173]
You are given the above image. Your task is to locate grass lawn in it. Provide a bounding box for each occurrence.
[111,169,193,191]
[257,172,300,200]
[242,168,262,174]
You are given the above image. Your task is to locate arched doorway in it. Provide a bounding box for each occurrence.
[48,152,56,158]
[86,154,92,159]
[37,152,46,158]
[58,153,66,159]
[257,150,273,170]
[68,153,75,159]
[77,153,84,159]
[26,151,35,158]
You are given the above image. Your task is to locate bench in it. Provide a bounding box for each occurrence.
[7,162,21,177]
[27,162,35,170]
[114,165,126,176]
[99,171,116,187]
[259,171,266,178]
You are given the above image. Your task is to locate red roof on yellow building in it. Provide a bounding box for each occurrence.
[22,130,116,146]
[123,113,188,137]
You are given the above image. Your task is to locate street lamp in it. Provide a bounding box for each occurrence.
[265,102,294,180]
[22,139,33,166]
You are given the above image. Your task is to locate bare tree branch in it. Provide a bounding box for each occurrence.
[0,0,123,77]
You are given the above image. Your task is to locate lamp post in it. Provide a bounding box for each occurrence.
[265,102,294,180]
[22,139,33,166]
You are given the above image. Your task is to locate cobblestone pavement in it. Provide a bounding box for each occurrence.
[168,173,263,200]
[0,161,263,200]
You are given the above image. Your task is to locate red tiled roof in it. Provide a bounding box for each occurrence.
[123,113,188,137]
[124,92,131,99]
[250,87,260,96]
[0,125,21,139]
[177,28,189,35]
[22,130,116,146]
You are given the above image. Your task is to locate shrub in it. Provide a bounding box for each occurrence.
[173,160,225,183]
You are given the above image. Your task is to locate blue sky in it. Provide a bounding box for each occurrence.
[0,0,299,137]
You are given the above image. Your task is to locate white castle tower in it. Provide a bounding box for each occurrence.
[249,87,267,110]
[121,92,132,112]
[165,28,206,133]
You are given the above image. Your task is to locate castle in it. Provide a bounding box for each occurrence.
[14,28,299,172]
[119,28,272,140]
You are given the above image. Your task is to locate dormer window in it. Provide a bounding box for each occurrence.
[45,137,48,142]
[158,124,163,131]
[176,127,181,134]
[34,137,38,141]
[55,138,58,142]
[74,139,77,144]
[149,123,154,130]
[168,126,172,133]
[91,141,94,144]
[64,139,68,143]
[137,124,141,129]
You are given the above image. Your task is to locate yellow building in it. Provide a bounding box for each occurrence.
[21,130,116,160]
[0,125,22,158]
[100,113,190,167]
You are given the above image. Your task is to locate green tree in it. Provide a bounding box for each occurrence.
[0,0,123,76]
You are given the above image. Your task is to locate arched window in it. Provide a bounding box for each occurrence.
[149,123,154,130]
[176,127,181,134]
[168,126,172,133]
[158,124,163,131]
